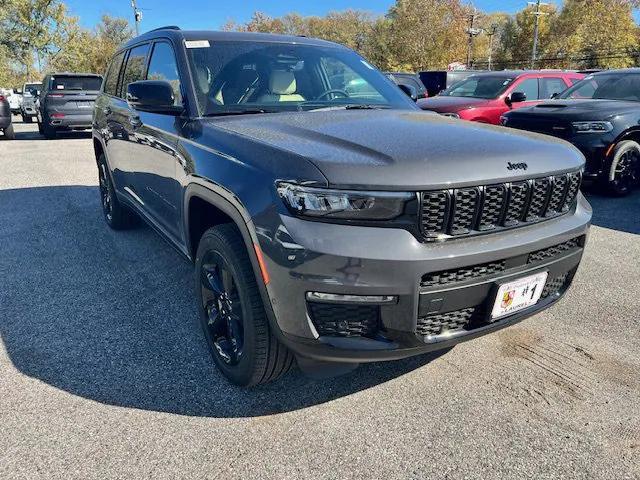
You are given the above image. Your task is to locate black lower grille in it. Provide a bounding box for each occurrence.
[308,302,379,337]
[542,274,569,298]
[421,260,506,288]
[416,308,479,336]
[419,171,582,240]
[421,236,583,289]
[528,238,580,264]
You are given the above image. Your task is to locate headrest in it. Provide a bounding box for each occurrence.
[270,71,296,95]
[195,64,210,94]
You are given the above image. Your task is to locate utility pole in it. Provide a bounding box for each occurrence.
[131,0,142,36]
[529,0,548,69]
[486,24,498,71]
[465,7,482,69]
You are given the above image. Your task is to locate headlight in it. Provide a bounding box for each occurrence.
[440,112,460,119]
[277,182,413,220]
[571,121,613,133]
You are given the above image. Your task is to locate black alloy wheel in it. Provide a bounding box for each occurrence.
[611,148,640,195]
[195,224,294,386]
[200,252,244,366]
[98,163,113,223]
[96,153,137,229]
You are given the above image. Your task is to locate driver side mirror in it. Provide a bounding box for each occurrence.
[550,92,560,99]
[127,80,183,115]
[398,83,418,101]
[507,91,527,105]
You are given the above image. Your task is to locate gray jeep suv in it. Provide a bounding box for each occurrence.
[93,27,591,386]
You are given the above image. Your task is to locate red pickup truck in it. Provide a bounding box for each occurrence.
[417,70,584,125]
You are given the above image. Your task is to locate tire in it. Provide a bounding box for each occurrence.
[3,124,15,140]
[42,121,56,140]
[97,154,138,230]
[37,121,43,134]
[195,224,294,387]
[605,140,640,196]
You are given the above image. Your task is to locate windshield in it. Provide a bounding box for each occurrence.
[440,76,514,99]
[559,73,640,102]
[51,76,102,91]
[23,83,42,95]
[185,41,414,115]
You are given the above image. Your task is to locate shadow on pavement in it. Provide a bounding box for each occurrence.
[0,185,448,418]
[584,190,640,235]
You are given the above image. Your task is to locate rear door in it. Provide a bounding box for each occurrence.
[539,76,572,100]
[104,43,151,199]
[44,75,102,123]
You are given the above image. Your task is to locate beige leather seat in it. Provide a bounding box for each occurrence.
[258,70,305,103]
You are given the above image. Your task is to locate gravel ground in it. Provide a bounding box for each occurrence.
[1,118,639,479]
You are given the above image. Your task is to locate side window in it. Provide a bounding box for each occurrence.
[513,78,539,101]
[120,43,150,98]
[104,51,125,96]
[146,42,182,105]
[540,78,568,99]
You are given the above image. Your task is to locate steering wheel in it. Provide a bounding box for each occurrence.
[315,89,349,101]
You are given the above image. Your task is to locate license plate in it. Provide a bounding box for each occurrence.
[491,272,548,320]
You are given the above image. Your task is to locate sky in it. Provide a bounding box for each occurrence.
[64,0,534,32]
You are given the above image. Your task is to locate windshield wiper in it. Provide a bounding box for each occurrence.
[203,108,276,117]
[309,104,391,111]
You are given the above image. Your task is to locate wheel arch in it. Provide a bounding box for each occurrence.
[184,182,280,338]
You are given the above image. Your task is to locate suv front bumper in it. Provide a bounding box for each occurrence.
[258,193,591,363]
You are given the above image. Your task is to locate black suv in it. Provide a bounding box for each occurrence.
[502,69,640,196]
[94,28,591,386]
[37,73,103,139]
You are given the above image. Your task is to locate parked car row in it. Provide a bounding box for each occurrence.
[404,68,640,195]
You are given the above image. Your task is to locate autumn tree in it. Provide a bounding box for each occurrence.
[546,0,639,68]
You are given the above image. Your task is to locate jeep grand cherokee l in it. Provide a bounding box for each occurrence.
[93,28,591,386]
[38,73,102,139]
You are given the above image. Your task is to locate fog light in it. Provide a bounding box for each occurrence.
[306,292,398,304]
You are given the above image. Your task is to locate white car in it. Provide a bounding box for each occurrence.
[7,89,22,114]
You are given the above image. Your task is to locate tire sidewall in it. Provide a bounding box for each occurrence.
[195,230,260,386]
[607,140,639,196]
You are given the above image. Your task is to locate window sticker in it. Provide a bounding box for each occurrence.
[185,40,210,48]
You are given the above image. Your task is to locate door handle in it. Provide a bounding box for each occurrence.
[129,115,142,128]
[102,106,112,115]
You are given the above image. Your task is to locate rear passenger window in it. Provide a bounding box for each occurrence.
[104,51,125,96]
[513,78,539,101]
[540,78,568,99]
[146,42,182,105]
[120,43,150,97]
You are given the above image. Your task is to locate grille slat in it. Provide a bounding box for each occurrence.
[419,171,581,240]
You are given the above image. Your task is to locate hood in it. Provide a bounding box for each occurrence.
[507,99,640,121]
[205,109,584,190]
[417,96,490,113]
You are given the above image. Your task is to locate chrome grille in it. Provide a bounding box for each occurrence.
[419,171,582,240]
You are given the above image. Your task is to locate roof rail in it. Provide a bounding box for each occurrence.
[146,25,181,33]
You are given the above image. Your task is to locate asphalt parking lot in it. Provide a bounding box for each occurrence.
[1,117,639,480]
